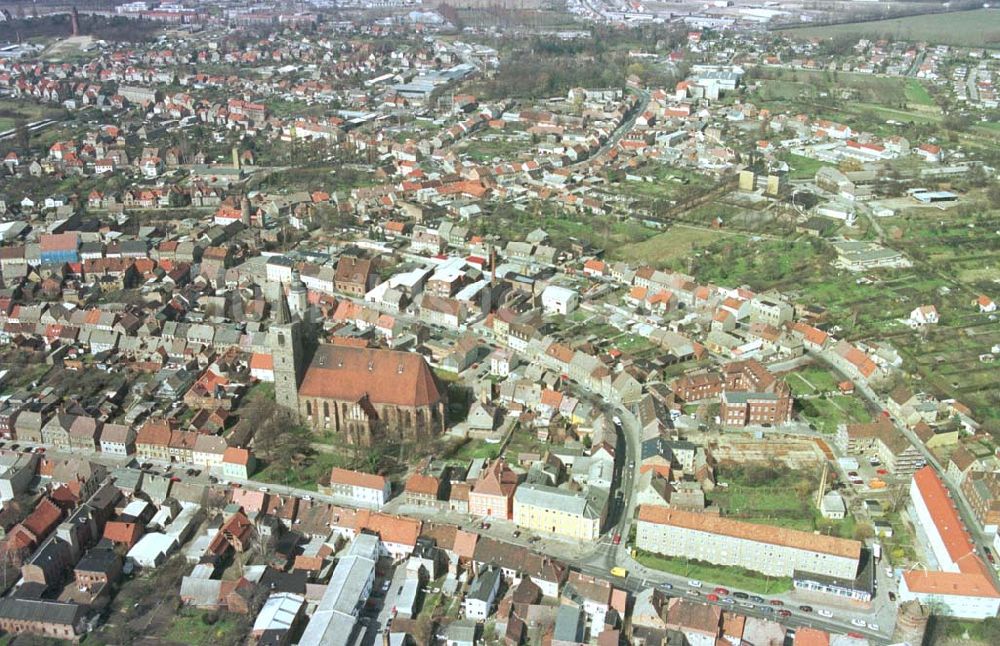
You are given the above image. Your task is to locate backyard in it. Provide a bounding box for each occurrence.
[711,462,858,539]
[798,395,873,435]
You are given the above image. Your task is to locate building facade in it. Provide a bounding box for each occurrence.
[513,483,603,541]
[635,506,861,580]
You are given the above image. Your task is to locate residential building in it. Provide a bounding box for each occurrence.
[327,468,390,509]
[513,483,605,541]
[469,459,518,520]
[635,506,861,580]
[463,568,501,620]
[900,468,1000,618]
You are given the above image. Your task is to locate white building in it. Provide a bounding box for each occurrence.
[299,534,380,645]
[463,569,501,620]
[540,285,579,316]
[899,467,1000,619]
[907,305,939,328]
[635,506,861,580]
[327,468,390,509]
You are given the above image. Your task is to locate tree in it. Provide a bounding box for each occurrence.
[13,119,29,153]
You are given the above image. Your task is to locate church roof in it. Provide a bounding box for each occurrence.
[298,345,442,408]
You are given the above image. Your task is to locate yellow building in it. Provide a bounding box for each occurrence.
[512,483,605,541]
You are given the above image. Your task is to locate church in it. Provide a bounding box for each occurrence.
[269,272,446,446]
[295,344,446,446]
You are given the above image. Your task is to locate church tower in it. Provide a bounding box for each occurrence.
[288,270,308,321]
[270,292,304,419]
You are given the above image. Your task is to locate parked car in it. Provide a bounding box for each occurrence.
[688,580,702,588]
[733,592,748,600]
[851,618,866,627]
[818,609,834,618]
[706,593,719,602]
[713,587,730,595]
[768,599,784,606]
[777,609,791,617]
[749,595,764,603]
[799,605,813,613]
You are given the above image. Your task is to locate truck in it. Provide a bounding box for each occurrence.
[610,567,628,578]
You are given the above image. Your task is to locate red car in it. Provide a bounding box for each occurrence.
[706,593,719,602]
[777,609,792,618]
[714,587,729,595]
[877,469,888,475]
[613,533,622,545]
[848,633,864,639]
[769,599,784,606]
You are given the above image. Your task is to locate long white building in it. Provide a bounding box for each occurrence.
[635,506,861,580]
[899,467,1000,619]
[299,533,381,644]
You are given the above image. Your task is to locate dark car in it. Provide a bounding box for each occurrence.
[888,591,896,601]
[733,592,749,600]
[799,605,813,613]
[749,595,764,603]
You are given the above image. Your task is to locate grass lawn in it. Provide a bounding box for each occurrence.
[635,550,793,595]
[799,395,872,434]
[904,79,935,107]
[786,366,841,396]
[611,225,745,266]
[782,153,834,180]
[0,118,14,133]
[444,437,502,461]
[780,9,1000,48]
[254,451,347,491]
[164,610,244,646]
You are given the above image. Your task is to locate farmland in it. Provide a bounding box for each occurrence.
[779,9,1000,49]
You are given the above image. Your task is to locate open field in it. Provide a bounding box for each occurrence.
[611,224,746,266]
[904,79,935,107]
[779,9,1000,48]
[635,550,793,594]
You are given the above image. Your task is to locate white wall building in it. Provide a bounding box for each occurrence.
[899,467,1000,619]
[541,285,579,316]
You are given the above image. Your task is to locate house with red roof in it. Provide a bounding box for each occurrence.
[326,467,390,509]
[901,467,1000,618]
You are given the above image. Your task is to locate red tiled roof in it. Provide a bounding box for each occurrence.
[298,345,442,408]
[329,467,386,491]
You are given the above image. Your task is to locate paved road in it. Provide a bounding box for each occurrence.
[570,88,650,170]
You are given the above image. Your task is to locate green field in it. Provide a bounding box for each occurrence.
[786,367,842,397]
[780,9,1000,48]
[611,224,745,266]
[904,79,935,107]
[799,395,872,435]
[782,153,834,180]
[635,550,793,594]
